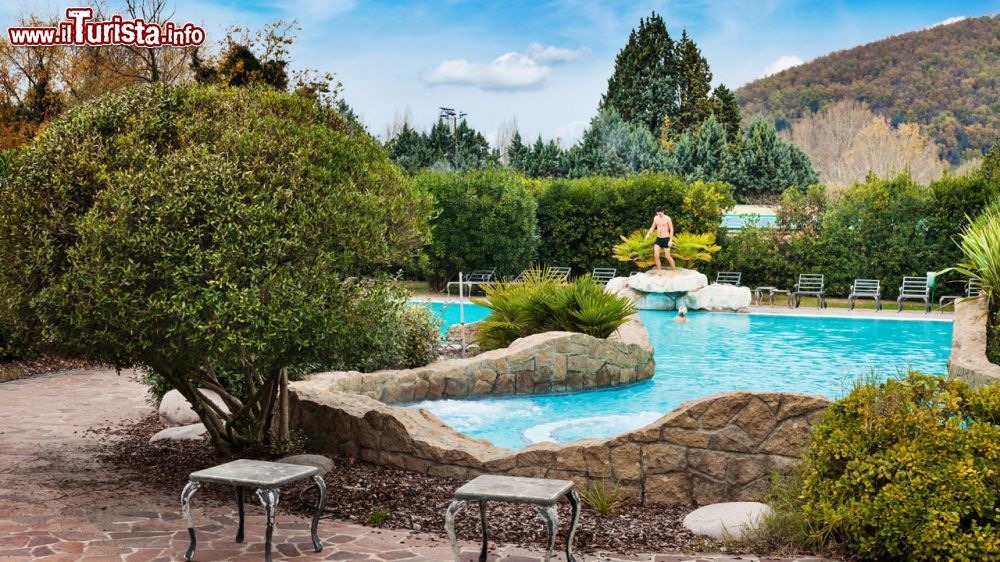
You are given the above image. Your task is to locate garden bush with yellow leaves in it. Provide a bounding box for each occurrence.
[796,373,999,561]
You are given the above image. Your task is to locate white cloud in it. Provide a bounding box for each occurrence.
[924,16,967,29]
[426,52,551,90]
[425,43,588,91]
[527,43,590,64]
[759,55,804,78]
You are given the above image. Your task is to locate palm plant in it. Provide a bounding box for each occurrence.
[670,232,722,268]
[473,269,637,350]
[950,203,1000,301]
[612,230,721,270]
[612,230,655,269]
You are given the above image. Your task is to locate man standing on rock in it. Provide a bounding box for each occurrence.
[645,207,676,272]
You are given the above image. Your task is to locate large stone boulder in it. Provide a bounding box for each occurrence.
[627,269,708,294]
[683,502,773,540]
[686,284,752,312]
[159,389,230,427]
[149,423,207,444]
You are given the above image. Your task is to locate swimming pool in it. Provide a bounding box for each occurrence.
[412,300,492,335]
[410,309,953,449]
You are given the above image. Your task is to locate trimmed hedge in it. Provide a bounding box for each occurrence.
[533,174,734,275]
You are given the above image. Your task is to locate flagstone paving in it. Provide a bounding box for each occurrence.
[0,368,833,561]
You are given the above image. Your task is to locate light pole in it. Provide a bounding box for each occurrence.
[439,107,467,167]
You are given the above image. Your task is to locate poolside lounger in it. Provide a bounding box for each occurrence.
[715,271,742,286]
[446,268,496,297]
[512,266,572,283]
[790,273,826,308]
[547,266,572,281]
[938,279,981,312]
[897,276,931,313]
[592,267,617,285]
[848,279,882,311]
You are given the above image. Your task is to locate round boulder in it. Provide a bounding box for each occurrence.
[686,284,752,312]
[149,423,208,444]
[627,269,708,294]
[682,501,773,540]
[277,454,335,476]
[159,389,230,427]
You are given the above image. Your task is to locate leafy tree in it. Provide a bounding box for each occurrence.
[0,85,434,452]
[600,12,678,135]
[725,119,819,200]
[710,84,742,143]
[418,169,539,290]
[671,30,714,137]
[981,136,1000,187]
[564,109,668,178]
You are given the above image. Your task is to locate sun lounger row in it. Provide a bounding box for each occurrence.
[447,266,620,296]
[715,271,978,313]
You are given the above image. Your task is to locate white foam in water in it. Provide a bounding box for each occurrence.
[522,411,663,444]
[411,399,543,433]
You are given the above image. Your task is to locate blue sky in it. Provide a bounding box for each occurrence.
[5,1,1000,144]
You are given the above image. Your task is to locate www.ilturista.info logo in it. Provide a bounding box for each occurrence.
[8,7,205,47]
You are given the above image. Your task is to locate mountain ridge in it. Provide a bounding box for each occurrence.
[736,14,1000,164]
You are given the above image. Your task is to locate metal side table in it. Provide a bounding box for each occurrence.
[445,475,581,562]
[180,459,327,562]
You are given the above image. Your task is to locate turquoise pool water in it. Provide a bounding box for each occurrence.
[722,213,777,230]
[410,309,953,449]
[413,300,491,335]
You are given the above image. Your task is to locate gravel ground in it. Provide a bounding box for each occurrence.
[92,414,715,555]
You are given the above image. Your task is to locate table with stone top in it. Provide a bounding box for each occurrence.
[180,459,327,562]
[445,474,581,562]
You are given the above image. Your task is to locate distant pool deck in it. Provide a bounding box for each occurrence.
[410,295,954,321]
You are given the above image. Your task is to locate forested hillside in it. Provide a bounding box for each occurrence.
[737,14,1000,164]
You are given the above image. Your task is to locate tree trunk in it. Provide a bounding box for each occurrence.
[277,367,289,444]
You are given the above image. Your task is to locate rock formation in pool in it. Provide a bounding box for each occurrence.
[606,269,751,312]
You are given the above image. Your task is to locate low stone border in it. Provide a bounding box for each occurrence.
[289,388,830,505]
[299,315,654,404]
[948,298,1000,387]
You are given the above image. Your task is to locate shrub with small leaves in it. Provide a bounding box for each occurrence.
[798,373,1000,561]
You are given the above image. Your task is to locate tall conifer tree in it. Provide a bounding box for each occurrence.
[710,84,742,143]
[600,12,678,135]
[672,30,714,137]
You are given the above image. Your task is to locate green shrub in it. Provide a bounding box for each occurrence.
[798,373,1000,561]
[418,169,539,290]
[473,269,636,350]
[715,173,996,299]
[0,84,433,451]
[535,173,733,275]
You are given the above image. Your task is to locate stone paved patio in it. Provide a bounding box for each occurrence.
[0,368,832,561]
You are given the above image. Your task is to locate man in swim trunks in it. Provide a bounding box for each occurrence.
[645,207,676,272]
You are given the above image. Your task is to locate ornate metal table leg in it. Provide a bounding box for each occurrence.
[310,475,327,552]
[535,504,558,562]
[444,499,467,562]
[565,489,581,562]
[180,480,201,561]
[235,486,245,543]
[256,488,280,562]
[477,500,488,562]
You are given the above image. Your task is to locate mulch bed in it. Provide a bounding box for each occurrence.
[0,356,91,383]
[91,414,717,554]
